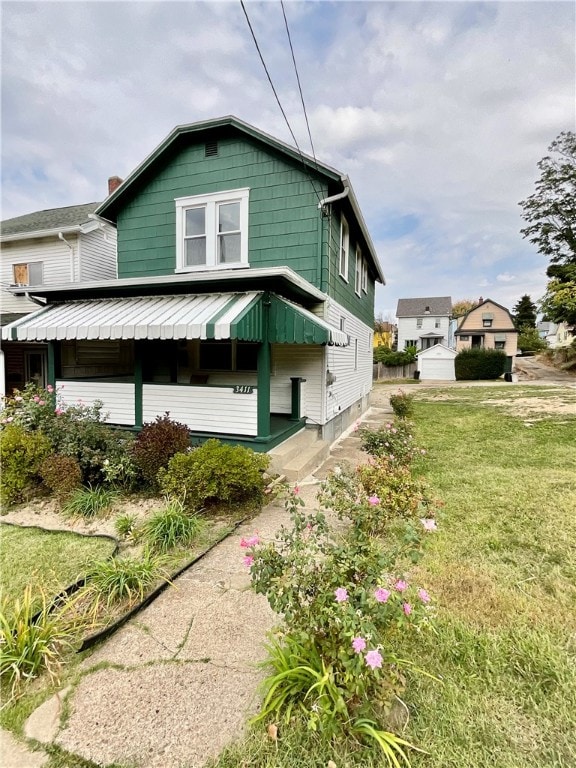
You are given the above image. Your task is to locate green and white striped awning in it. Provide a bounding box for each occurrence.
[1,292,348,346]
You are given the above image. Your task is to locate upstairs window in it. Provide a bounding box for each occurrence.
[483,319,493,328]
[12,262,43,286]
[435,318,441,328]
[361,257,368,293]
[175,189,249,271]
[416,318,423,329]
[339,216,349,280]
[355,247,362,295]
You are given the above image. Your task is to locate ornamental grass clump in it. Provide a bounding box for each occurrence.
[143,499,206,553]
[62,484,117,519]
[242,485,438,762]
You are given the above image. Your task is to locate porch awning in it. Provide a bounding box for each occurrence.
[419,332,444,338]
[1,292,348,346]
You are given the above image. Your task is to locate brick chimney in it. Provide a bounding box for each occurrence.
[108,176,123,195]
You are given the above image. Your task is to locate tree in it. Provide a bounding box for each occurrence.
[451,299,478,318]
[517,327,547,354]
[519,131,576,325]
[512,294,537,330]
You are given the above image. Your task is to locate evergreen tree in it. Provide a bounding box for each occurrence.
[512,294,537,330]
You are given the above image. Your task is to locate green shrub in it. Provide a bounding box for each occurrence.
[0,584,77,696]
[62,485,117,519]
[40,454,82,503]
[158,439,270,510]
[389,390,415,419]
[374,346,417,366]
[132,413,190,488]
[455,348,507,380]
[517,327,548,353]
[0,424,51,506]
[143,499,206,553]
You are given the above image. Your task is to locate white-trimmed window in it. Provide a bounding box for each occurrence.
[12,262,43,286]
[175,188,249,271]
[355,247,362,295]
[416,318,423,329]
[339,216,349,280]
[361,257,368,293]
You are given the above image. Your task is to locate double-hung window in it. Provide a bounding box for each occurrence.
[12,262,43,286]
[339,216,349,280]
[175,188,249,271]
[361,257,368,293]
[355,247,362,295]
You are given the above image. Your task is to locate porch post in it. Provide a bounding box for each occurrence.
[257,294,272,440]
[47,342,56,388]
[134,341,143,429]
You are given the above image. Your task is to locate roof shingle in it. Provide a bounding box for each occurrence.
[1,203,100,237]
[396,296,452,317]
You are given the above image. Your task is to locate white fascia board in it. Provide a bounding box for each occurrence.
[0,226,81,243]
[341,176,386,285]
[17,266,328,303]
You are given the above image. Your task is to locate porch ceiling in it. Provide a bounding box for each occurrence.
[2,292,348,346]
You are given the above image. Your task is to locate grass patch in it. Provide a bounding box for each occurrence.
[0,525,116,609]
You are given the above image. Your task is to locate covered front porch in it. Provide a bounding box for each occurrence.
[3,291,347,448]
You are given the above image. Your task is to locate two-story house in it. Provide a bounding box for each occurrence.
[454,298,518,371]
[1,199,117,395]
[2,117,385,449]
[396,296,452,351]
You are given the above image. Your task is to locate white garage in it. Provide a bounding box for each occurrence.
[416,344,457,381]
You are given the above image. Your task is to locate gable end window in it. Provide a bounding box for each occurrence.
[12,262,43,286]
[483,319,493,328]
[339,216,349,281]
[175,188,249,272]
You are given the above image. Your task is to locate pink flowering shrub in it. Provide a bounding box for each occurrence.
[243,485,436,729]
[359,418,424,465]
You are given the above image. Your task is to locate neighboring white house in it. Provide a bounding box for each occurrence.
[1,193,118,394]
[396,296,452,351]
[550,322,575,348]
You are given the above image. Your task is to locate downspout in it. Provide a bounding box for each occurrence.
[58,232,75,282]
[317,185,350,214]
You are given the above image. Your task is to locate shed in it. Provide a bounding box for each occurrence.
[416,344,457,381]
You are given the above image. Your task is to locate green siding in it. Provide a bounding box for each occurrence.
[116,137,328,289]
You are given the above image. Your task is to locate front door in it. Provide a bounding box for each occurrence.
[24,349,47,388]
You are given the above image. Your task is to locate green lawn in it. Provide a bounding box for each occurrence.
[213,384,576,768]
[0,524,116,610]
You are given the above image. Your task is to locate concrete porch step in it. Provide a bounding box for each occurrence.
[268,428,330,481]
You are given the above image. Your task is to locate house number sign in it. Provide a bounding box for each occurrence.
[233,385,254,394]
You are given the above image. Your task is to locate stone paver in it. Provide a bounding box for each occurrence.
[0,728,47,768]
[24,687,71,744]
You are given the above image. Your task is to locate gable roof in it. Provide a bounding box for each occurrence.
[454,298,517,334]
[396,296,452,317]
[94,116,384,284]
[1,203,100,238]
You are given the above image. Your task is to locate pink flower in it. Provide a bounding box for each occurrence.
[365,650,383,670]
[14,396,23,402]
[54,408,64,416]
[33,396,40,403]
[420,518,438,532]
[394,579,408,592]
[368,495,380,506]
[374,588,391,603]
[293,485,300,495]
[418,588,431,604]
[403,603,412,616]
[352,637,366,653]
[46,385,54,393]
[335,587,348,603]
[243,555,254,568]
[240,534,260,548]
[38,400,45,406]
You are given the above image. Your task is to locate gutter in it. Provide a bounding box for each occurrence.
[1,225,81,243]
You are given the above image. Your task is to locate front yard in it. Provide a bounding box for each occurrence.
[214,383,576,768]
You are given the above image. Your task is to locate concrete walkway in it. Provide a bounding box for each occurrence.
[9,403,391,768]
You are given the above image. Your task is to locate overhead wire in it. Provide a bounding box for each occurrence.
[239,0,323,205]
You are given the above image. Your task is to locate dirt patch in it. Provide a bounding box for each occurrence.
[1,496,160,539]
[480,395,576,418]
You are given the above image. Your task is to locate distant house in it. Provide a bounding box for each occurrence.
[373,321,395,349]
[396,296,452,351]
[454,298,518,370]
[1,198,117,395]
[2,116,385,449]
[551,322,575,348]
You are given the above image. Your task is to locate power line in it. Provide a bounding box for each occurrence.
[239,0,322,205]
[280,0,319,172]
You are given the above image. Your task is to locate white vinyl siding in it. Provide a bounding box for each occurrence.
[324,300,372,419]
[142,384,257,435]
[396,315,450,351]
[1,237,77,313]
[79,227,117,281]
[55,379,134,425]
[271,344,324,424]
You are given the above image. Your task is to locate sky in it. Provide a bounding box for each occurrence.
[1,0,575,320]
